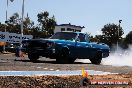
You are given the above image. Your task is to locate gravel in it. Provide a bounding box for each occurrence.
[0,74,132,88]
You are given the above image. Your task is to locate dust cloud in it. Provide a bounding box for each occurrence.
[102,45,132,66]
[75,45,132,66]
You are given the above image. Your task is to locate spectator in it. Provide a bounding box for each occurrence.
[15,46,21,57]
[0,46,2,53]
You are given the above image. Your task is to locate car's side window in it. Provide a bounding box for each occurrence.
[85,34,90,42]
[78,34,86,42]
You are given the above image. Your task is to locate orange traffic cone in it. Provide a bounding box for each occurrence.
[85,71,88,77]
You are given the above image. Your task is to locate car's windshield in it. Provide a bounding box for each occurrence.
[50,32,77,40]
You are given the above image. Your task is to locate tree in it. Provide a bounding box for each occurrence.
[8,13,20,25]
[0,23,6,32]
[101,23,124,47]
[6,13,35,34]
[7,12,21,33]
[94,35,104,42]
[30,26,47,39]
[124,31,132,44]
[23,16,34,35]
[23,16,34,29]
[37,11,56,37]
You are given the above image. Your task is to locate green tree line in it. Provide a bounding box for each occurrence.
[90,23,132,49]
[0,11,56,38]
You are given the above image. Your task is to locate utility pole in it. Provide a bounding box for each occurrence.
[117,20,122,51]
[5,0,8,31]
[3,0,9,52]
[20,0,24,48]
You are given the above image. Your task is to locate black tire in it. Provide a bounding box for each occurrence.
[28,52,39,62]
[56,58,67,64]
[68,58,76,64]
[80,77,90,86]
[56,48,70,64]
[90,51,102,65]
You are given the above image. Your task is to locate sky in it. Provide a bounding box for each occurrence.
[0,0,132,37]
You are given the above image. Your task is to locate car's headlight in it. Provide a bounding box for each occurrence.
[22,42,29,47]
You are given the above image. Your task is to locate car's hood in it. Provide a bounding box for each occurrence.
[23,38,74,43]
[44,39,75,44]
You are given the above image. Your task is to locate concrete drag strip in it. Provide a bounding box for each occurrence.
[0,70,118,76]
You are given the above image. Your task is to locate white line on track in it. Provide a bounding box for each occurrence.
[0,70,118,76]
[43,68,48,70]
[49,69,54,71]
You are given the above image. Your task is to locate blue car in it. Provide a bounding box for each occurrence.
[22,32,110,64]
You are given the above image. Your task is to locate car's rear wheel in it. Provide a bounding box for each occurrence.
[28,52,39,62]
[90,51,102,65]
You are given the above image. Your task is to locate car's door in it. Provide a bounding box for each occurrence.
[76,33,92,59]
[64,40,77,57]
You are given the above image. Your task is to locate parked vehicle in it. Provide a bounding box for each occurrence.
[22,32,110,64]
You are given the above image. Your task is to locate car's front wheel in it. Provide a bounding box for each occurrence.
[28,52,39,62]
[68,58,76,63]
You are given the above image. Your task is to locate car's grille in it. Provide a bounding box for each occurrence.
[23,40,47,49]
[30,42,47,49]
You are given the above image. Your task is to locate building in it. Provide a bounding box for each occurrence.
[54,23,85,33]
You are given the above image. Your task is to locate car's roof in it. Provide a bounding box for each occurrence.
[57,31,85,35]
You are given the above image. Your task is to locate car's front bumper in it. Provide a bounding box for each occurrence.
[102,52,109,58]
[22,47,56,56]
